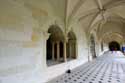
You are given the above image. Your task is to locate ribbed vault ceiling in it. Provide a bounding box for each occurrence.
[66,0,125,42]
[101,32,124,44]
[1,0,125,43]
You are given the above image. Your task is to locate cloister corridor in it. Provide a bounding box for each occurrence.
[48,51,125,83]
[0,0,125,83]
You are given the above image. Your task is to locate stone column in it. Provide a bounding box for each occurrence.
[74,41,76,58]
[63,41,67,62]
[52,42,55,61]
[69,42,72,58]
[56,41,60,61]
[40,31,50,70]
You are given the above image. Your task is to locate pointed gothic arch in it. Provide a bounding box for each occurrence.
[66,31,77,60]
[46,25,64,66]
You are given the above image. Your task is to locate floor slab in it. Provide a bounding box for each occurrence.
[47,51,125,83]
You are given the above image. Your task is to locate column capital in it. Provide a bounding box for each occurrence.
[63,35,68,43]
[32,28,50,42]
[69,40,76,43]
[56,41,60,44]
[51,41,55,44]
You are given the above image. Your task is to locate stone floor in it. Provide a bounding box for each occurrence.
[47,51,125,83]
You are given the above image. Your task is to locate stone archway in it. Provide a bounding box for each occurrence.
[66,31,77,61]
[46,25,64,66]
[109,41,121,51]
[90,35,96,59]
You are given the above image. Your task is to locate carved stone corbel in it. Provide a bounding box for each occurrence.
[42,31,50,40]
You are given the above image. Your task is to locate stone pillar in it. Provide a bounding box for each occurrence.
[63,41,67,62]
[74,41,76,58]
[56,41,60,61]
[63,35,68,62]
[41,31,50,70]
[69,41,72,58]
[52,42,55,61]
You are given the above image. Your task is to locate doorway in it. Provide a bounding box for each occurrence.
[109,41,120,51]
